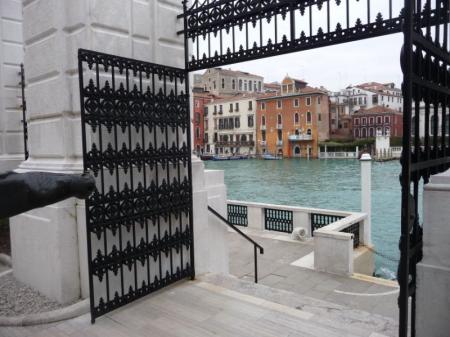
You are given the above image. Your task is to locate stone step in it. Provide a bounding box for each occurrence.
[200,273,398,337]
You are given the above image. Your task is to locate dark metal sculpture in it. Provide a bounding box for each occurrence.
[0,171,95,219]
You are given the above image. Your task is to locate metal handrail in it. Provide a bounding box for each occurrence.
[208,206,264,283]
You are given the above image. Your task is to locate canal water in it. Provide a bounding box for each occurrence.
[204,158,406,279]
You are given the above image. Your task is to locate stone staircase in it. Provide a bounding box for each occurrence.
[0,272,398,337]
[200,273,398,337]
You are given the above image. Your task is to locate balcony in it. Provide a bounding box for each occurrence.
[288,134,313,141]
[276,140,283,146]
[260,125,266,130]
[215,141,255,147]
[276,124,283,129]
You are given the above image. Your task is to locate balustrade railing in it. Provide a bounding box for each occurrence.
[311,213,345,235]
[340,222,360,248]
[264,208,293,233]
[227,204,248,227]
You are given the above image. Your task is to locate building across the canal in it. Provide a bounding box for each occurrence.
[352,106,403,139]
[205,94,257,155]
[193,86,218,154]
[200,68,264,96]
[256,75,330,158]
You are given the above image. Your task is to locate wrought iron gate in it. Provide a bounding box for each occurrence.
[178,1,450,336]
[78,49,194,322]
[401,1,449,336]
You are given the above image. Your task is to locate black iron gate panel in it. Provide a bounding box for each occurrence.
[178,0,446,72]
[401,1,449,336]
[78,49,194,322]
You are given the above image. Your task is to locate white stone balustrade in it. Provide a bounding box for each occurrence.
[226,199,371,276]
[227,199,354,237]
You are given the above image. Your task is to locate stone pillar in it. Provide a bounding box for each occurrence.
[11,0,185,303]
[360,153,371,245]
[417,170,450,337]
[0,0,24,172]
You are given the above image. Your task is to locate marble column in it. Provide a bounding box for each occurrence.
[0,0,24,172]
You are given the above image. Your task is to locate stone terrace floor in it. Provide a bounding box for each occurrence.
[0,229,399,337]
[228,229,399,321]
[0,275,398,337]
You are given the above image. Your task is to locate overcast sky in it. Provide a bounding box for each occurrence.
[197,33,404,92]
[193,1,408,92]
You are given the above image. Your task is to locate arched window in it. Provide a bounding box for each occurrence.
[294,146,300,155]
[294,113,299,124]
[295,129,300,135]
[307,128,312,135]
[262,115,266,126]
[221,78,225,89]
[362,128,367,138]
[369,127,374,137]
[385,127,390,136]
[239,79,243,90]
[355,129,360,138]
[248,80,252,91]
[232,79,236,90]
[241,134,247,142]
[306,111,312,124]
[277,114,282,124]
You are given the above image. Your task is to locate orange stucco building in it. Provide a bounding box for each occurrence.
[256,76,330,158]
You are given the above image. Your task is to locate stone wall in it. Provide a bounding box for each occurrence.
[11,0,187,303]
[0,0,24,172]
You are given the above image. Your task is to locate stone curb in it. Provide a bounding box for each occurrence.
[0,299,90,326]
[0,253,12,267]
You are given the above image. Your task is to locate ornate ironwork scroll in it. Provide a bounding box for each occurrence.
[78,49,194,322]
[178,0,447,72]
[401,1,449,336]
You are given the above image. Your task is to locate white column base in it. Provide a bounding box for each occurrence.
[0,155,24,173]
[10,198,81,304]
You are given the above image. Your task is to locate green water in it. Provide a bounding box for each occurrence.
[205,158,402,279]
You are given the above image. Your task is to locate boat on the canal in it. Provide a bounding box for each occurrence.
[212,154,250,161]
[262,154,282,160]
[200,154,214,161]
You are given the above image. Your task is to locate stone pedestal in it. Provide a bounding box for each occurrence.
[10,0,185,303]
[360,153,372,245]
[192,156,229,276]
[0,0,25,172]
[416,170,450,337]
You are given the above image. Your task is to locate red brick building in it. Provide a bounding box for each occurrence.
[193,88,216,154]
[352,106,403,138]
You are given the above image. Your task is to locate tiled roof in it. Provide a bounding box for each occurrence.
[205,93,263,104]
[257,86,327,100]
[204,68,263,78]
[354,106,402,115]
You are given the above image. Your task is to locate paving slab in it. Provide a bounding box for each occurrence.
[0,278,397,337]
